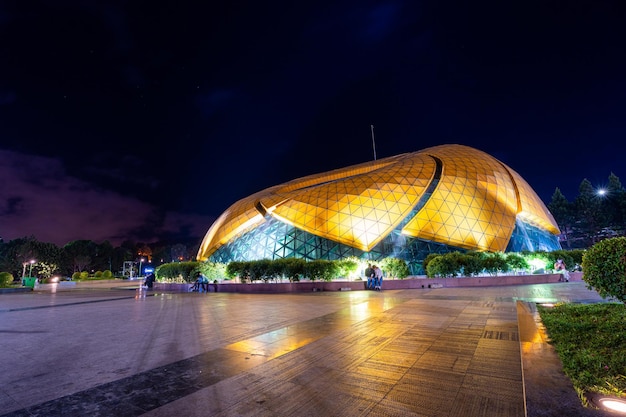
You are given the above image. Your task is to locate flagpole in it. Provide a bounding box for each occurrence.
[371,124,377,160]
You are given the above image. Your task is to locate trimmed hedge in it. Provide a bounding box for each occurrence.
[582,237,626,302]
[0,272,14,287]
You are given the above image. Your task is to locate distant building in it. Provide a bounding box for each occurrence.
[197,144,561,274]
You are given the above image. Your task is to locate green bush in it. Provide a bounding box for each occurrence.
[197,262,227,281]
[506,253,528,272]
[273,258,305,281]
[94,270,103,278]
[426,254,458,278]
[461,252,485,276]
[565,249,585,267]
[226,261,251,283]
[72,272,81,280]
[250,259,272,282]
[381,257,410,279]
[336,257,359,279]
[482,252,510,276]
[154,262,200,283]
[102,270,113,278]
[303,260,337,281]
[582,237,626,303]
[80,271,88,279]
[0,272,14,287]
[422,253,442,273]
[435,252,467,277]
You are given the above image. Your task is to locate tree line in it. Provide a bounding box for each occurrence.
[0,236,199,282]
[548,173,626,248]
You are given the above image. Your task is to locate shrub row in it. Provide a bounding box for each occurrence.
[423,250,584,278]
[153,257,410,284]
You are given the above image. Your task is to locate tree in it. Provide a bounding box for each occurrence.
[574,179,603,246]
[63,240,97,273]
[35,262,59,280]
[582,237,626,303]
[602,172,626,233]
[112,245,133,275]
[0,237,61,278]
[548,188,574,247]
[92,241,114,273]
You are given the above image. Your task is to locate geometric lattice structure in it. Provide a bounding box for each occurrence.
[197,144,561,274]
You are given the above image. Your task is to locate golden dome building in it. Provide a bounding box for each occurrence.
[197,144,561,274]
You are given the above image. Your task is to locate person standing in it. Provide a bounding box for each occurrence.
[199,273,209,292]
[144,273,155,289]
[364,263,374,289]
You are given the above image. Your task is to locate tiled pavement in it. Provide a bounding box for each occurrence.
[0,282,616,416]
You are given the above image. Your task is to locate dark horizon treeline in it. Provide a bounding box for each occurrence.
[0,236,201,281]
[548,172,626,248]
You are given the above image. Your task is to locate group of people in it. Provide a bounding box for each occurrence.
[190,273,216,292]
[364,263,383,291]
[144,272,217,292]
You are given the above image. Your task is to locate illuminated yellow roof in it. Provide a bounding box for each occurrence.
[197,144,559,260]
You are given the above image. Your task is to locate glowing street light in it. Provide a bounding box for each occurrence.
[597,188,607,197]
[139,258,145,278]
[28,259,35,277]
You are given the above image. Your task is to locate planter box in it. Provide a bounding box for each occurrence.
[153,272,581,294]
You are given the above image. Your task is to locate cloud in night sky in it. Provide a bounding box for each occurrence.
[0,150,213,246]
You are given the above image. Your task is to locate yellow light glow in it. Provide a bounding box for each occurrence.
[197,144,561,261]
[599,398,626,413]
[528,258,547,271]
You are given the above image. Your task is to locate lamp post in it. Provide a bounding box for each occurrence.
[139,258,144,278]
[29,260,35,277]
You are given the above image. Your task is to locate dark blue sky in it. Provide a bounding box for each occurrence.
[1,1,625,245]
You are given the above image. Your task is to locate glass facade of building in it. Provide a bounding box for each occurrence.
[198,144,561,274]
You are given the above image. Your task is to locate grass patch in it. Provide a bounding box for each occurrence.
[537,302,626,402]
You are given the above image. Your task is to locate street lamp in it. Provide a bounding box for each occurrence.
[28,260,35,277]
[139,258,144,278]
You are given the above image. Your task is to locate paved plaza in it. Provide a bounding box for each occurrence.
[0,282,616,416]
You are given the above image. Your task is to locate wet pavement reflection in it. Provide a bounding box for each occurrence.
[0,282,613,417]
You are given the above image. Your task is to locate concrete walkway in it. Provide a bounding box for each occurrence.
[0,282,616,416]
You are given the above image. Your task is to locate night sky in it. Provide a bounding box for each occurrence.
[1,1,625,246]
